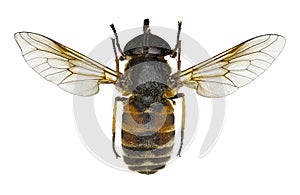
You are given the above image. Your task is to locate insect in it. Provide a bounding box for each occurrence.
[15,19,285,175]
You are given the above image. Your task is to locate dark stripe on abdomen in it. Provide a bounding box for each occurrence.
[121,99,175,174]
[122,145,173,174]
[121,131,174,174]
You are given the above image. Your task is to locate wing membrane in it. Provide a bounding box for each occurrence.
[15,32,121,96]
[178,34,285,97]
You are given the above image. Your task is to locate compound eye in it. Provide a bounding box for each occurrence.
[148,47,161,54]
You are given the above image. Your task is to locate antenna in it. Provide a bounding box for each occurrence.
[143,18,150,33]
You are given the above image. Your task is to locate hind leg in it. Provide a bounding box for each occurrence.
[112,96,127,158]
[170,93,185,157]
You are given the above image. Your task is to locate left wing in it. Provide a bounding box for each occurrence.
[176,34,285,98]
[15,32,121,96]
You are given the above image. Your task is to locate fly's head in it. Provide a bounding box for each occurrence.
[122,19,174,67]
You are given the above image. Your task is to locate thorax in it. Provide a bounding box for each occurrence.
[117,56,172,105]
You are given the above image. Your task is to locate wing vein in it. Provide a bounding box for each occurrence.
[15,32,121,96]
[27,33,62,53]
[176,34,285,97]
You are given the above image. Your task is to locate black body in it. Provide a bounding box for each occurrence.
[115,21,179,174]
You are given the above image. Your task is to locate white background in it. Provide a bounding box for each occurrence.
[1,0,299,194]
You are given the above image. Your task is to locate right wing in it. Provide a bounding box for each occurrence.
[176,34,285,97]
[15,32,122,96]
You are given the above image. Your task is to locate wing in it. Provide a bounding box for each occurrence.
[177,34,285,98]
[15,32,121,96]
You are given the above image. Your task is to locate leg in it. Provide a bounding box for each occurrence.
[170,21,182,58]
[177,40,181,72]
[112,96,127,158]
[176,21,182,47]
[110,24,125,58]
[111,38,120,72]
[170,93,185,157]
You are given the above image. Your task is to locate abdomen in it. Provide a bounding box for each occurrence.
[121,98,175,175]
